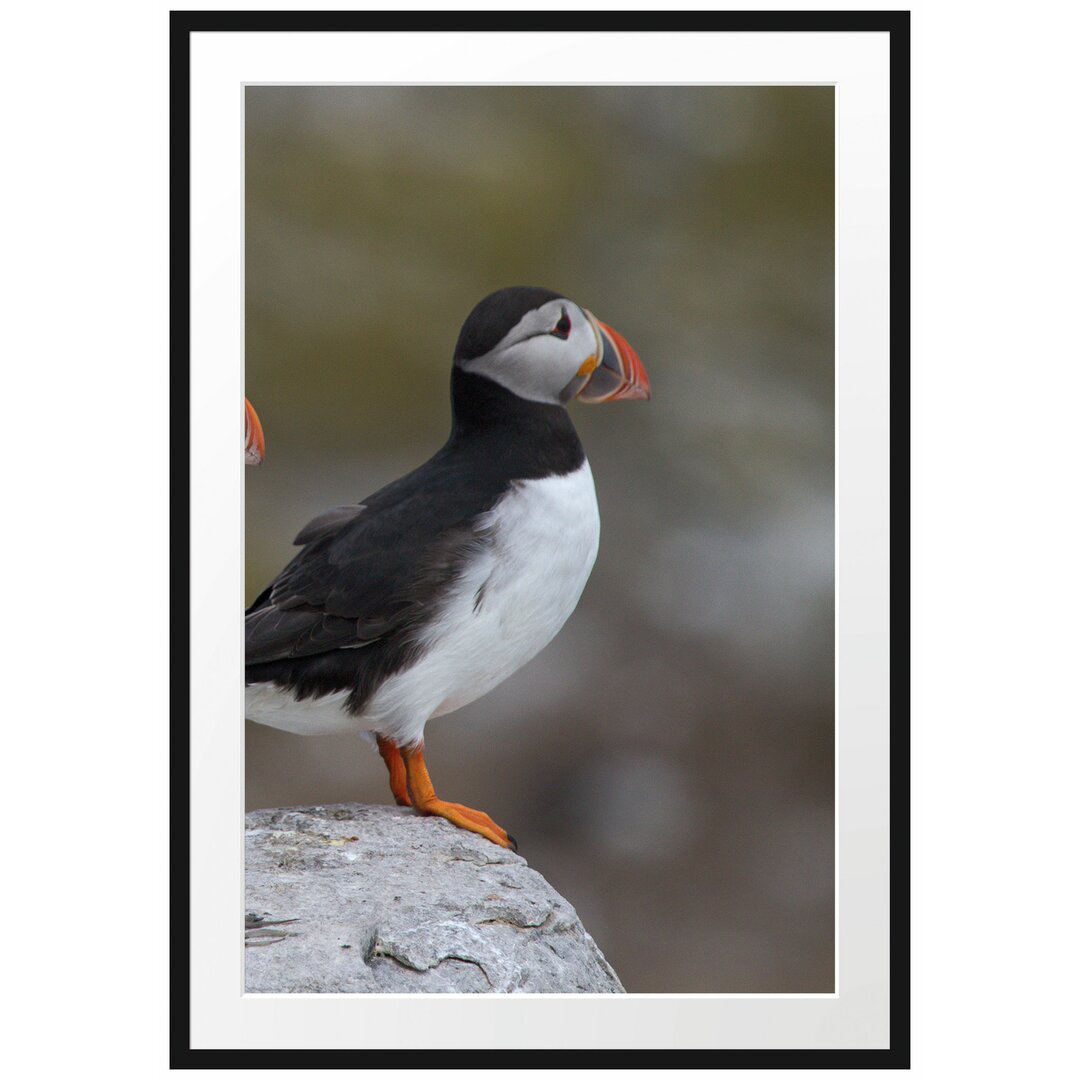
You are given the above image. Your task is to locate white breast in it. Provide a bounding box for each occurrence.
[246,460,601,745]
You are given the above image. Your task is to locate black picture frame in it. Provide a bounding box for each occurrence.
[171,8,910,1068]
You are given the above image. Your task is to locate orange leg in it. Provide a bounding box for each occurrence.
[400,742,516,850]
[375,735,411,807]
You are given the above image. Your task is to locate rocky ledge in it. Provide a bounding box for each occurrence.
[245,803,624,994]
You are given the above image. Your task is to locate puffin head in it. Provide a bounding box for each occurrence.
[452,286,650,407]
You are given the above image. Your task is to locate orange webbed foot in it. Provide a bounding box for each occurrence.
[399,743,516,850]
[419,799,517,850]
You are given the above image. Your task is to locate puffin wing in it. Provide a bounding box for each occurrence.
[245,455,497,665]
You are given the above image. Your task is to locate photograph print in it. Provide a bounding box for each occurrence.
[242,83,836,996]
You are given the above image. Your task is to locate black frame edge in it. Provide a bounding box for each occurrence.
[170,7,193,1071]
[887,8,913,1073]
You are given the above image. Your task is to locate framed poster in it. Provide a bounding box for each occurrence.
[173,8,909,1067]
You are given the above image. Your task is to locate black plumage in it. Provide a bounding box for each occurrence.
[452,286,563,362]
[245,368,585,713]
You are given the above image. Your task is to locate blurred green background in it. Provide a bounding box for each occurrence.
[245,85,834,993]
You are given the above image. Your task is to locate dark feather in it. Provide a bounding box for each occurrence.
[453,285,563,362]
[293,504,366,545]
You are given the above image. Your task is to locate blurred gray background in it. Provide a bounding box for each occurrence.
[245,85,834,993]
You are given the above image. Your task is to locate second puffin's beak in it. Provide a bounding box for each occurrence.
[573,312,651,403]
[245,397,265,465]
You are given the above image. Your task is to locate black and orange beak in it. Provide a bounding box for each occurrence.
[244,398,265,465]
[574,312,651,403]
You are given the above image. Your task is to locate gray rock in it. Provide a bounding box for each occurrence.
[245,804,624,994]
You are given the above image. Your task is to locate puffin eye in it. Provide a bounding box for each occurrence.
[551,311,571,340]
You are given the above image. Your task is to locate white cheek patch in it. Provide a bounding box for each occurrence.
[462,302,594,405]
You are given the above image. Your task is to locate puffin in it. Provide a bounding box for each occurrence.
[245,286,650,848]
[245,397,265,465]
